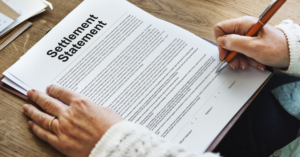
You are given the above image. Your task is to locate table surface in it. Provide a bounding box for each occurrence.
[1,0,300,156]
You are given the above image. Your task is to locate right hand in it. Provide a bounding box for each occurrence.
[214,16,290,71]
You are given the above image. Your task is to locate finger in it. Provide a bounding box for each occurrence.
[217,34,260,59]
[214,16,258,41]
[246,57,265,71]
[218,43,228,61]
[229,57,239,70]
[27,89,67,117]
[238,55,248,70]
[24,104,59,135]
[28,121,60,150]
[47,84,82,105]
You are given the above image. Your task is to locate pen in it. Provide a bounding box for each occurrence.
[216,0,287,73]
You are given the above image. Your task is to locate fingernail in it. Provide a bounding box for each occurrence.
[230,64,235,70]
[46,85,52,95]
[241,65,245,70]
[23,104,30,112]
[28,121,33,128]
[258,66,265,71]
[217,36,227,48]
[27,89,35,98]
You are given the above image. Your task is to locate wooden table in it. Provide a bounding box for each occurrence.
[1,0,300,156]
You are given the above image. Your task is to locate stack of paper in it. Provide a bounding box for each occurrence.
[0,0,52,50]
[0,0,272,154]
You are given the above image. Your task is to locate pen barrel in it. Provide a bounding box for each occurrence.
[260,0,287,24]
[245,22,263,37]
[225,51,238,63]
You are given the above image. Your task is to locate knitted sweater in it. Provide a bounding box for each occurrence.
[275,20,300,77]
[89,20,300,157]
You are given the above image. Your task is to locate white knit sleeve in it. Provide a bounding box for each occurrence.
[89,121,220,157]
[275,20,300,76]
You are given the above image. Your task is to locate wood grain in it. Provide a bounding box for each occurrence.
[1,0,300,156]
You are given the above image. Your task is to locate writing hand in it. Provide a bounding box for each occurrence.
[214,16,289,71]
[23,85,124,157]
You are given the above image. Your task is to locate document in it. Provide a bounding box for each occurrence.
[0,0,20,20]
[3,0,272,153]
[0,0,48,37]
[0,13,13,32]
[0,0,19,32]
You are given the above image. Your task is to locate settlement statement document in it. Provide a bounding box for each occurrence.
[4,0,271,153]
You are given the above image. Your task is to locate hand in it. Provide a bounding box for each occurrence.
[214,16,290,71]
[23,85,124,157]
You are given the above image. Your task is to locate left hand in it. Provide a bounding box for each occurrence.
[23,85,124,157]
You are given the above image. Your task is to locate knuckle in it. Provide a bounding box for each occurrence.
[43,132,49,142]
[70,97,79,104]
[68,117,77,125]
[214,22,224,33]
[39,114,47,127]
[56,89,64,100]
[61,110,71,119]
[234,20,244,33]
[243,16,254,21]
[32,126,39,136]
[60,123,69,133]
[33,93,40,102]
[241,16,258,24]
[227,36,235,47]
[213,23,220,31]
[71,96,87,105]
[243,15,252,19]
[43,100,53,113]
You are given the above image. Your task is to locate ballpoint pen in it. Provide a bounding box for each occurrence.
[216,0,287,73]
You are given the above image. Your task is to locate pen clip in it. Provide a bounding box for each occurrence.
[259,0,278,19]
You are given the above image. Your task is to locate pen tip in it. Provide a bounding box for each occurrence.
[215,60,228,73]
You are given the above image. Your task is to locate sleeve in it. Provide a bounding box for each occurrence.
[89,121,220,157]
[275,20,300,77]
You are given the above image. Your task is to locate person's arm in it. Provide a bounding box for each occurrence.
[90,121,219,157]
[275,20,300,77]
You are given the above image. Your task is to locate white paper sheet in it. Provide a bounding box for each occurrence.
[2,77,27,95]
[5,2,23,15]
[3,71,31,91]
[0,0,48,36]
[3,0,272,153]
[0,13,14,32]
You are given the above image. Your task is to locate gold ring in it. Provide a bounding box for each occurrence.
[49,116,55,132]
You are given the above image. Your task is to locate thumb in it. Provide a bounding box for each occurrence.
[217,34,258,58]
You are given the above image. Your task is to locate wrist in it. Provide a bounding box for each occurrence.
[275,20,300,75]
[89,121,132,157]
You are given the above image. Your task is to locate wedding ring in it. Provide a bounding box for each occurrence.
[49,116,55,132]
